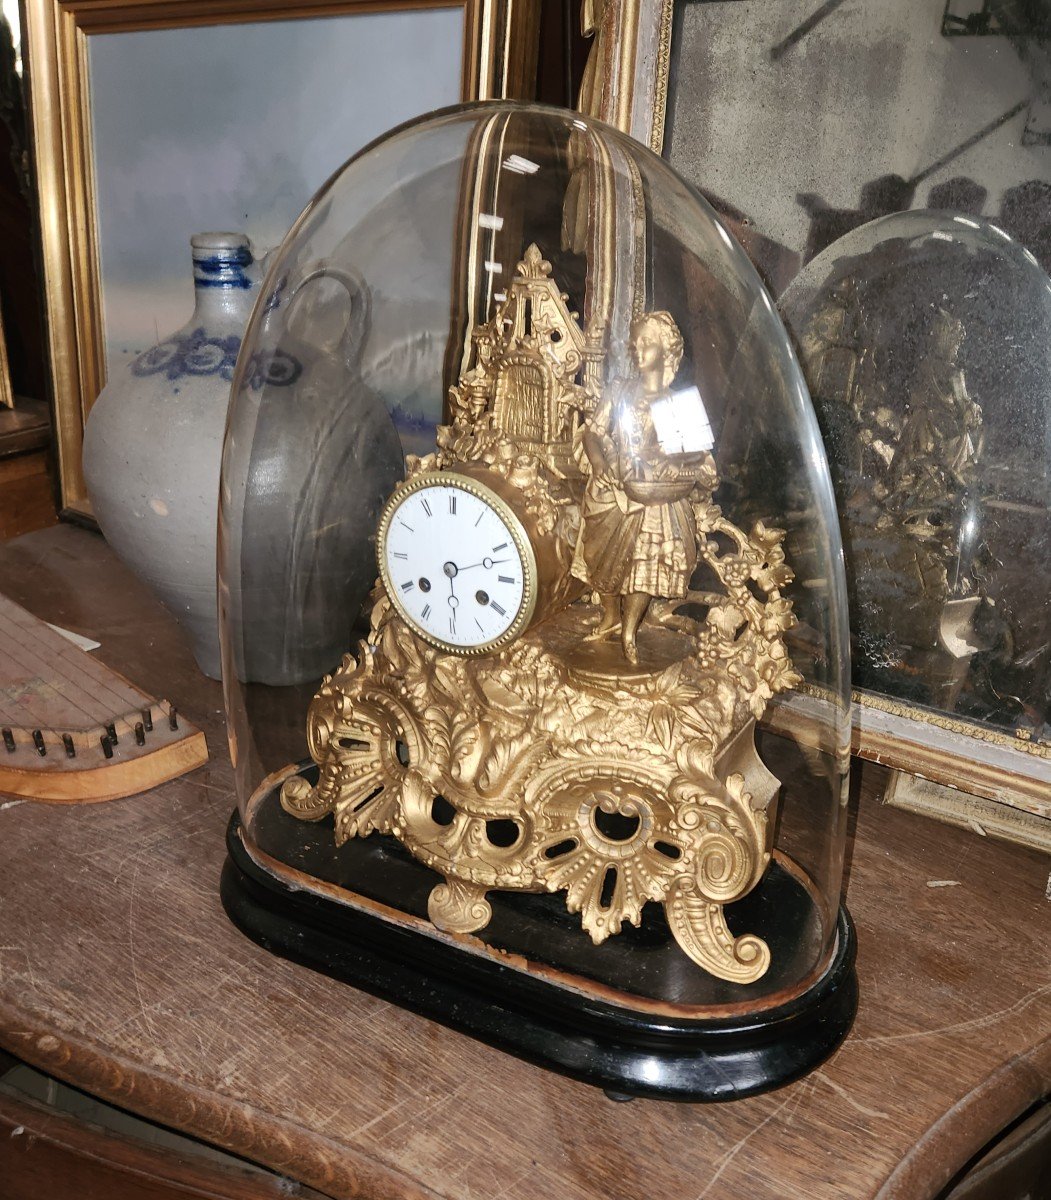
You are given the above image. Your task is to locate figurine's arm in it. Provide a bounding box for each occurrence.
[581,393,618,484]
[951,369,977,414]
[582,427,617,484]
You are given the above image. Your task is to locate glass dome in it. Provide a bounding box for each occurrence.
[782,210,1051,750]
[218,102,851,1066]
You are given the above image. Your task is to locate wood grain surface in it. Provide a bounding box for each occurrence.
[0,524,1048,1200]
[0,1086,331,1199]
[0,450,57,540]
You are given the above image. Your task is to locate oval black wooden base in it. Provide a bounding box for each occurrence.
[221,811,857,1102]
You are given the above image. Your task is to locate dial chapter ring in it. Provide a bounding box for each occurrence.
[377,470,538,656]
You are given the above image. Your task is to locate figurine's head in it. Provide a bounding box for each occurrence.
[932,308,965,359]
[830,275,858,304]
[630,311,684,388]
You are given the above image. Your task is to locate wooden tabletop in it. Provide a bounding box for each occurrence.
[0,524,1048,1200]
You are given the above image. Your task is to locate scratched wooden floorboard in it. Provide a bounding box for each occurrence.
[0,525,1048,1200]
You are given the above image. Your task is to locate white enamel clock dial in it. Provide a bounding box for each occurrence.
[378,473,537,655]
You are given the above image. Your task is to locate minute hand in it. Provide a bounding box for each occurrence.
[457,558,512,571]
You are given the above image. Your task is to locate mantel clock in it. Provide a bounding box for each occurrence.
[281,243,798,983]
[219,103,857,1102]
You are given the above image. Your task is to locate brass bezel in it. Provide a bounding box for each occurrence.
[376,470,538,657]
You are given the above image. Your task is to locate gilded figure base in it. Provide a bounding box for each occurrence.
[280,586,796,984]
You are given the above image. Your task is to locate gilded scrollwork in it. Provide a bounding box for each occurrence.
[281,248,801,984]
[665,880,772,985]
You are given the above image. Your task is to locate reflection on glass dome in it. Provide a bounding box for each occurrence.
[219,102,853,1098]
[782,211,1051,750]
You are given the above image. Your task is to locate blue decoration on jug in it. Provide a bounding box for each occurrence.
[132,327,301,387]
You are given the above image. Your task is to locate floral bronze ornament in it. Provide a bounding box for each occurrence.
[282,246,801,984]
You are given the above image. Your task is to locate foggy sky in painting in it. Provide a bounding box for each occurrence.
[89,9,462,369]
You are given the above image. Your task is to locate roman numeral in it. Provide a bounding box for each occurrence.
[401,581,414,592]
[490,601,506,616]
[449,617,456,635]
[493,542,508,551]
[421,498,432,517]
[392,551,408,560]
[449,495,457,514]
[398,520,414,533]
[498,575,515,584]
[475,618,485,633]
[474,510,485,526]
[422,604,431,620]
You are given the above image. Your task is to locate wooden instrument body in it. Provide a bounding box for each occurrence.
[0,594,207,803]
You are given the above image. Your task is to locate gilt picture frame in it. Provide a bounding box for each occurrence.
[24,0,540,516]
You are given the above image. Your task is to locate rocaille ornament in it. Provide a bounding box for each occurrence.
[279,244,801,984]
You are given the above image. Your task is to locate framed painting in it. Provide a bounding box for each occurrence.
[24,0,540,514]
[583,0,1051,823]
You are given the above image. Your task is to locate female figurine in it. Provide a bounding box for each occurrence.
[573,310,706,664]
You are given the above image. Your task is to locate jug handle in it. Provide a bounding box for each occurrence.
[281,261,372,371]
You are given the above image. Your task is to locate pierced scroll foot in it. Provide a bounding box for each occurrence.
[665,881,770,984]
[428,878,493,934]
[279,775,333,821]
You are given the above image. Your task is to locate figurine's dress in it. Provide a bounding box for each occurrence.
[573,386,698,597]
[890,358,979,514]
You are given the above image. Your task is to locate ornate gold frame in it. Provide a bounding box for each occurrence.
[588,0,1051,822]
[582,0,672,152]
[24,0,541,516]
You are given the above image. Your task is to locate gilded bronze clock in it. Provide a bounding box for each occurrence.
[280,245,801,982]
[219,103,857,1103]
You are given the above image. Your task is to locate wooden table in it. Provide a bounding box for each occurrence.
[0,524,1048,1200]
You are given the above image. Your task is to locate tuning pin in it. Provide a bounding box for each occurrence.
[106,722,118,745]
[168,707,178,731]
[141,708,153,733]
[32,729,47,757]
[100,735,114,759]
[63,734,76,758]
[2,728,14,753]
[134,722,146,746]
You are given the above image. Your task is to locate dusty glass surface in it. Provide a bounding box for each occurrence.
[782,210,1051,750]
[665,0,1049,297]
[219,102,851,1003]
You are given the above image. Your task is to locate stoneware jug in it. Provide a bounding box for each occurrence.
[220,261,404,688]
[84,232,265,678]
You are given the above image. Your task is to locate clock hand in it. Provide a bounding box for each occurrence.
[447,571,458,634]
[445,560,460,615]
[456,558,512,572]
